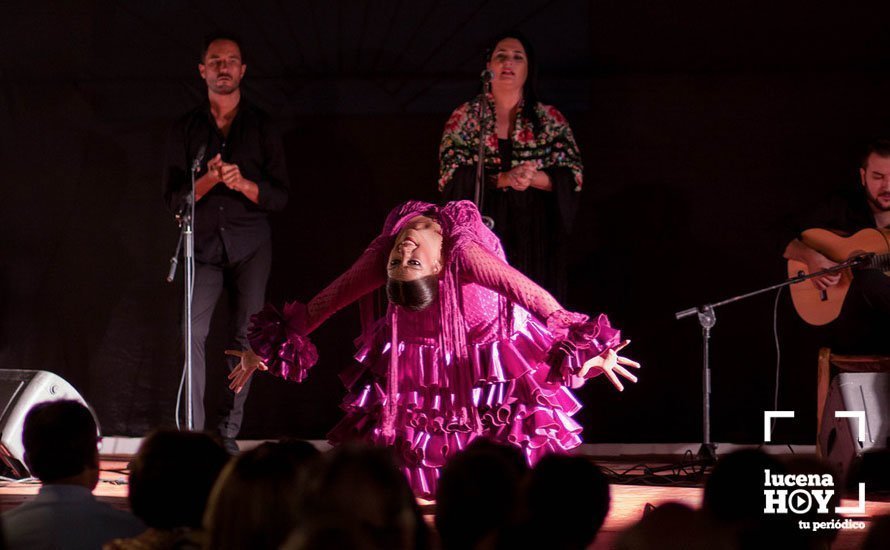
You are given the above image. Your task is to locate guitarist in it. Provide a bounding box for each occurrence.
[783,138,890,353]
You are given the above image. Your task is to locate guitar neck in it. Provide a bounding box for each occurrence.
[865,253,890,272]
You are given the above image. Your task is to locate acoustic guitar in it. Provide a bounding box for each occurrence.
[787,227,890,325]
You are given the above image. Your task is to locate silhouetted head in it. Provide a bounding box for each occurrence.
[703,449,784,524]
[128,430,229,529]
[703,449,801,548]
[436,438,527,550]
[22,400,99,484]
[615,502,724,550]
[204,441,318,550]
[523,454,611,548]
[295,443,426,550]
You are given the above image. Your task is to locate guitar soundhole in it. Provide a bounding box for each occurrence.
[820,290,828,301]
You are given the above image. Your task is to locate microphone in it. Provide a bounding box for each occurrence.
[166,255,179,283]
[481,69,493,83]
[191,143,207,173]
[174,195,192,221]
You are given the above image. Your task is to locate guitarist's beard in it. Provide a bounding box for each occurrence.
[864,185,890,214]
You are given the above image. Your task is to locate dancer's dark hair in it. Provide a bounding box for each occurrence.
[386,275,438,311]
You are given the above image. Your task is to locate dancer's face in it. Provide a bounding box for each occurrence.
[861,152,890,213]
[387,216,443,281]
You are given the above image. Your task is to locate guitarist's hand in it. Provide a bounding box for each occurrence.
[807,253,841,291]
[784,238,842,291]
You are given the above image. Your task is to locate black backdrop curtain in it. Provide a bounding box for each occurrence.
[3,0,890,443]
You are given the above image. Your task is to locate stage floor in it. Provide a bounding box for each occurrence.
[0,445,887,549]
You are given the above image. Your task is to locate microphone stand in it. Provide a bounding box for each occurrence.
[475,71,495,229]
[166,151,202,430]
[674,255,872,467]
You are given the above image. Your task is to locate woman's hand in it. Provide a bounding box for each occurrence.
[579,341,640,391]
[225,349,268,393]
[498,162,536,191]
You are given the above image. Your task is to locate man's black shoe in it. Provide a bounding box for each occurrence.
[222,437,239,455]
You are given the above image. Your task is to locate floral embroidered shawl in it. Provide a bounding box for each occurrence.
[438,94,584,191]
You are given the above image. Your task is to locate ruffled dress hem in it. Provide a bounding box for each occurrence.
[326,314,609,498]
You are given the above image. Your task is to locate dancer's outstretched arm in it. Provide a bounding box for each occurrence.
[230,201,441,391]
[304,234,390,333]
[458,241,639,390]
[458,240,563,320]
[228,233,391,392]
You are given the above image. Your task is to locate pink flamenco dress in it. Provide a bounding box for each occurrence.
[248,200,622,498]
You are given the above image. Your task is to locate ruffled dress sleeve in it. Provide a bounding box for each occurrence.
[456,238,622,385]
[248,301,318,383]
[248,239,389,382]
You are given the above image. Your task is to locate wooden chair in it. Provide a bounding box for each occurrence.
[817,347,890,454]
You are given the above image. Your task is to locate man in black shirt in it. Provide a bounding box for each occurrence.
[162,34,289,450]
[783,138,890,353]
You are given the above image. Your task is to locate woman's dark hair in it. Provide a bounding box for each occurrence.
[128,430,229,529]
[294,443,429,550]
[436,439,527,550]
[204,441,317,550]
[386,275,438,311]
[522,454,610,548]
[485,30,541,134]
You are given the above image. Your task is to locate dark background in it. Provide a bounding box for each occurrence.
[2,0,889,444]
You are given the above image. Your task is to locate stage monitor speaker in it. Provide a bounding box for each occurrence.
[818,372,889,487]
[0,369,93,479]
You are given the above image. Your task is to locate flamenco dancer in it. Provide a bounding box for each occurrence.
[228,200,638,497]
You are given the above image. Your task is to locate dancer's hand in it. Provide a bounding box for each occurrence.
[226,349,268,393]
[579,341,640,392]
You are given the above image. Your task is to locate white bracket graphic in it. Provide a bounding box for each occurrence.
[764,410,795,442]
[836,483,866,514]
[835,410,866,443]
